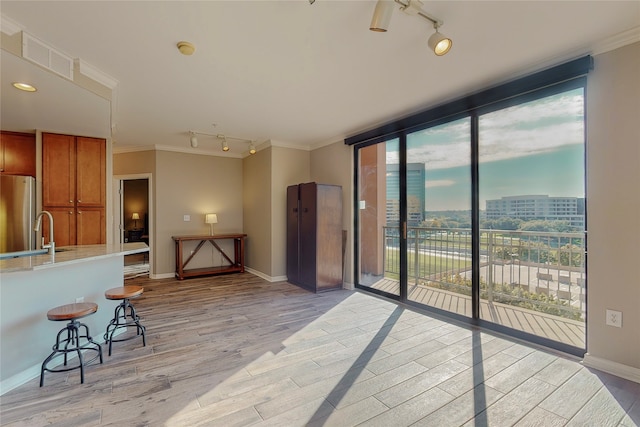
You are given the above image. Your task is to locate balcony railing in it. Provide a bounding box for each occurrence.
[382,226,586,321]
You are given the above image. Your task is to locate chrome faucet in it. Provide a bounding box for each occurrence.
[34,210,55,255]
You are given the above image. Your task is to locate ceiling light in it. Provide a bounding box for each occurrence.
[428,27,452,56]
[221,137,229,152]
[12,82,37,92]
[369,0,452,56]
[370,0,394,32]
[248,141,257,155]
[189,131,198,148]
[177,41,195,56]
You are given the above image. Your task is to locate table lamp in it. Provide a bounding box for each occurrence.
[132,212,140,229]
[205,213,218,235]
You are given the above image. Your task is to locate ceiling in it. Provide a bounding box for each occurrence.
[1,1,639,156]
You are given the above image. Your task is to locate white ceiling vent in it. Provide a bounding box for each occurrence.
[22,32,73,80]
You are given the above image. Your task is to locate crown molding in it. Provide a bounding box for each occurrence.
[0,15,23,36]
[592,26,640,56]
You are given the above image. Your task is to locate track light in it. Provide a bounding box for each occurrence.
[188,131,257,154]
[370,0,394,32]
[428,26,452,56]
[369,0,452,56]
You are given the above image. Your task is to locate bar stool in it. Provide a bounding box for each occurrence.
[40,302,103,387]
[103,286,146,356]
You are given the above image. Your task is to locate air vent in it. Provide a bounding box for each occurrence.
[22,32,73,80]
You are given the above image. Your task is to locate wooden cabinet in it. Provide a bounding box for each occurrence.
[287,182,343,292]
[0,131,36,176]
[42,133,106,246]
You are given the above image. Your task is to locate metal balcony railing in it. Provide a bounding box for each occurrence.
[382,226,586,321]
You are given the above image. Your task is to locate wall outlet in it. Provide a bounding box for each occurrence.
[606,309,622,328]
[75,297,84,303]
[183,215,191,222]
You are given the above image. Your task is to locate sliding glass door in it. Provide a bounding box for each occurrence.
[352,63,589,355]
[357,138,400,297]
[405,119,472,317]
[477,88,587,348]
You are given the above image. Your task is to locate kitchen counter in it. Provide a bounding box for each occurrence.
[0,242,148,274]
[1,242,149,394]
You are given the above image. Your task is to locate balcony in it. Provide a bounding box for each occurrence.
[364,227,586,348]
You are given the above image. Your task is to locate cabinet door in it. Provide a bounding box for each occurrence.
[0,131,36,176]
[286,185,300,285]
[43,133,75,207]
[42,207,76,247]
[76,137,106,207]
[77,208,105,245]
[299,182,318,288]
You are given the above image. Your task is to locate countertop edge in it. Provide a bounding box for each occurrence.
[0,243,149,274]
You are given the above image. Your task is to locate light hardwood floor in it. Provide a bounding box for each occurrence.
[1,273,638,426]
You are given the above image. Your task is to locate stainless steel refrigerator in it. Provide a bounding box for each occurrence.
[0,175,36,253]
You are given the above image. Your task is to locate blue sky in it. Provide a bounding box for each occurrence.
[387,88,585,211]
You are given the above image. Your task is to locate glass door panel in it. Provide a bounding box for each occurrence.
[478,88,586,349]
[357,139,400,297]
[405,119,472,316]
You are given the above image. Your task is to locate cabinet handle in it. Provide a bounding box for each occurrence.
[78,200,82,203]
[78,211,82,215]
[69,200,73,203]
[69,211,73,214]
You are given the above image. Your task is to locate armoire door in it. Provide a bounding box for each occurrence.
[286,185,301,285]
[299,182,318,288]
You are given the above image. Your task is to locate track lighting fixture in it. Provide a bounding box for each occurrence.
[369,0,452,56]
[428,25,452,56]
[188,131,257,154]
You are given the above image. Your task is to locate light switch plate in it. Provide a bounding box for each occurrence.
[183,215,190,221]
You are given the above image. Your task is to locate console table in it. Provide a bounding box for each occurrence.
[172,234,246,280]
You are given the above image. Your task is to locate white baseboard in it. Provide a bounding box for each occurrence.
[582,353,640,384]
[151,272,174,279]
[244,267,286,283]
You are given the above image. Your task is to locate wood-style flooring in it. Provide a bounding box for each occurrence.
[1,273,638,426]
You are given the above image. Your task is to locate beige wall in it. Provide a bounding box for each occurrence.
[310,141,353,285]
[114,150,244,276]
[243,147,272,276]
[586,41,640,373]
[271,146,311,278]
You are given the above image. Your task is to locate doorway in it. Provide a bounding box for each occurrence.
[113,174,152,278]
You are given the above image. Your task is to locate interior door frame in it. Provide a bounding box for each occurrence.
[113,173,153,274]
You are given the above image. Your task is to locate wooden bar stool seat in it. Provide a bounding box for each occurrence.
[40,302,103,387]
[104,286,146,356]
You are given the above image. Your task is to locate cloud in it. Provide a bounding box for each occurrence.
[385,90,584,169]
[425,179,456,188]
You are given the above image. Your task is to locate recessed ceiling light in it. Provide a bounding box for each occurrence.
[177,41,195,56]
[12,82,37,92]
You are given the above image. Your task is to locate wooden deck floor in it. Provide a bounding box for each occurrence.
[369,278,586,348]
[2,273,635,426]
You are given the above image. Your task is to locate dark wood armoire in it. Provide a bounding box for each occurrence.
[286,182,343,292]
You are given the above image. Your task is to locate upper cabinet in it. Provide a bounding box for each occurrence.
[42,132,106,246]
[43,133,106,208]
[0,131,36,176]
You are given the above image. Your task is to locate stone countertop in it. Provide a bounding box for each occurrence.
[0,242,148,274]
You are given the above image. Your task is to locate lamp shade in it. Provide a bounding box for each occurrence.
[205,213,218,224]
[132,213,140,220]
